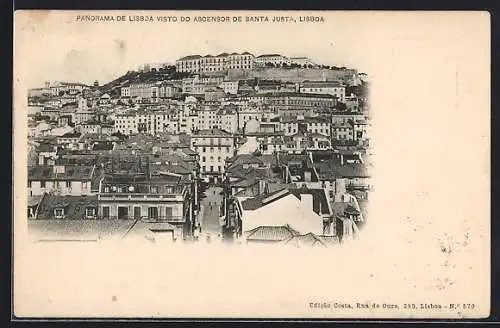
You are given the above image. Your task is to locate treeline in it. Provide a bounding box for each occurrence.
[262,62,348,70]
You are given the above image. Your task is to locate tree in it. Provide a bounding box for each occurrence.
[58,90,65,97]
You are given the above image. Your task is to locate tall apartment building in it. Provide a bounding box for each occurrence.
[176,52,255,74]
[197,106,220,131]
[114,110,179,135]
[190,129,235,181]
[97,171,193,239]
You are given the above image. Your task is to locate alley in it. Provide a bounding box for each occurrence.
[199,185,223,237]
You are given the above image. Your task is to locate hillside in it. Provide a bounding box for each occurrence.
[99,67,192,96]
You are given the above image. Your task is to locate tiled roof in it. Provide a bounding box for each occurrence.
[244,225,300,242]
[37,143,57,152]
[149,160,194,176]
[282,233,329,247]
[257,54,283,58]
[28,195,43,207]
[226,154,264,166]
[192,129,232,137]
[240,188,290,211]
[36,194,98,220]
[314,160,370,180]
[28,165,94,181]
[301,81,343,88]
[178,55,202,60]
[226,164,272,180]
[289,188,331,216]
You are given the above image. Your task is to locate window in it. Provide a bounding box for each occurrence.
[148,207,158,220]
[202,156,206,162]
[40,181,46,188]
[86,207,96,218]
[54,208,64,218]
[210,166,214,172]
[202,147,206,153]
[28,181,32,188]
[66,181,71,188]
[218,166,221,172]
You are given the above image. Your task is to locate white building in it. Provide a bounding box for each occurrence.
[254,54,289,67]
[236,189,324,235]
[176,52,255,74]
[220,80,239,95]
[299,81,346,102]
[28,165,95,196]
[191,129,235,179]
[289,57,315,67]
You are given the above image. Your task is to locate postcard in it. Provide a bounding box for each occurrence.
[13,10,490,319]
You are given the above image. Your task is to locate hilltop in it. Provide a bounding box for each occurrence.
[99,66,192,96]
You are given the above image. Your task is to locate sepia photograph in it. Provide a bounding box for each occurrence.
[13,10,490,319]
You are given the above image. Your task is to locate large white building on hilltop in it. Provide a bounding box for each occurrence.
[175,52,255,73]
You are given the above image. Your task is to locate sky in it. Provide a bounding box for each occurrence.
[14,10,380,89]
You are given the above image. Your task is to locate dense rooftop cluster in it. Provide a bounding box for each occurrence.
[26,51,371,246]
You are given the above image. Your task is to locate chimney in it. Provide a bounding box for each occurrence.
[300,193,314,214]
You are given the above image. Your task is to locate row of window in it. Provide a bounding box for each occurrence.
[201,156,229,163]
[29,180,89,188]
[102,185,175,194]
[303,88,345,92]
[54,207,96,219]
[179,58,253,65]
[100,205,176,219]
[201,165,222,173]
[198,146,232,153]
[271,99,335,106]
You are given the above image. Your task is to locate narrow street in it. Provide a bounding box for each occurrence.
[198,185,223,238]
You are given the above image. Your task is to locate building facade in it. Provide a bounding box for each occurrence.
[299,81,346,102]
[191,129,235,179]
[176,53,255,74]
[28,165,95,196]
